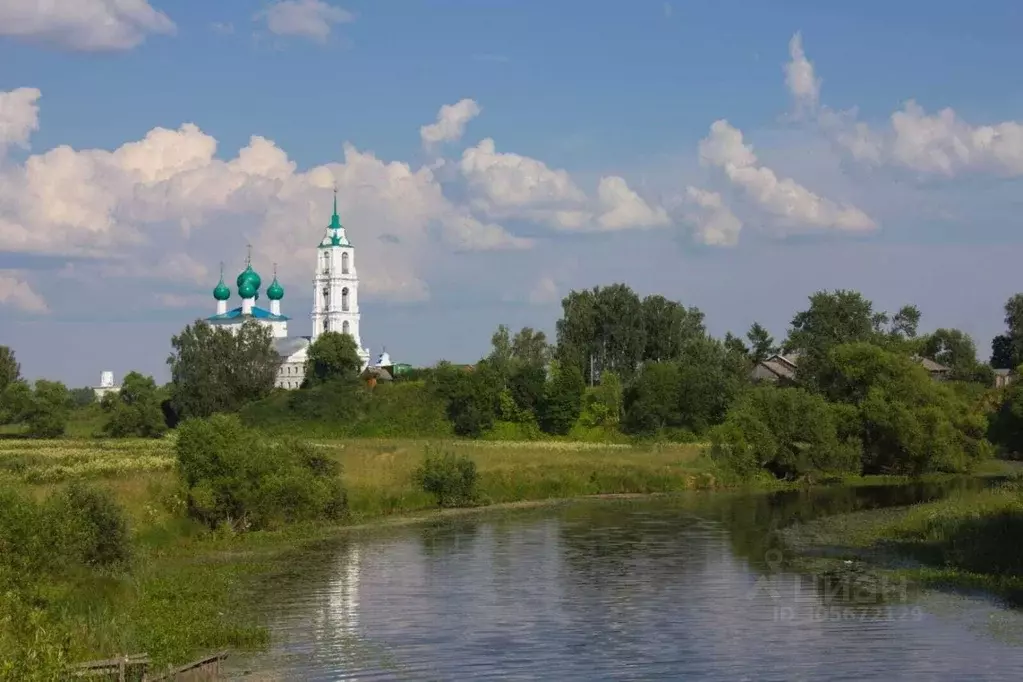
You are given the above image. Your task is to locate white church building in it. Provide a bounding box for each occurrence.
[204,191,382,389]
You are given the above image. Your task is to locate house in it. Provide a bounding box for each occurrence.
[750,353,799,384]
[994,369,1015,389]
[750,351,952,384]
[912,355,952,381]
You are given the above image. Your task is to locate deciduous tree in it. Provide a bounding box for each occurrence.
[305,331,363,385]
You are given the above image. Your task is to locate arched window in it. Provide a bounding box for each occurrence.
[343,321,350,336]
[322,319,328,332]
[322,286,329,308]
[341,287,350,311]
[322,252,330,272]
[342,252,350,274]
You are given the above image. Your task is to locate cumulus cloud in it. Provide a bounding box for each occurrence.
[700,119,876,233]
[527,275,560,305]
[0,87,536,306]
[0,0,175,51]
[256,0,353,42]
[784,32,820,117]
[0,271,48,313]
[0,88,41,154]
[459,138,667,231]
[787,32,1023,179]
[421,99,482,150]
[678,187,743,246]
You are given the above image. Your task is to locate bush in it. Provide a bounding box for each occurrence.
[413,449,479,507]
[175,414,348,530]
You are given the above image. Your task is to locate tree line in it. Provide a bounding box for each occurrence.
[4,284,1023,480]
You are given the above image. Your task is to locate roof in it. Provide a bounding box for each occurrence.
[765,353,800,369]
[914,356,951,373]
[206,306,290,323]
[756,359,796,381]
[274,336,311,358]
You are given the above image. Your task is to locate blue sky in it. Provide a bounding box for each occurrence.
[2,0,1023,387]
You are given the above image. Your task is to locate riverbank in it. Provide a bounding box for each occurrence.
[780,476,1023,607]
[0,435,1017,674]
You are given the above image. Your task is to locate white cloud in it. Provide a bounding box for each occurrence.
[0,87,534,306]
[0,0,175,51]
[788,33,1023,179]
[421,99,481,150]
[256,0,353,42]
[784,32,820,117]
[699,119,876,233]
[528,275,560,305]
[0,271,48,313]
[459,138,667,232]
[0,87,41,154]
[679,187,743,246]
[595,176,670,230]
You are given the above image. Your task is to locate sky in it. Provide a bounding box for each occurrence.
[2,0,1023,387]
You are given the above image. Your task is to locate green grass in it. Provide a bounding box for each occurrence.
[781,478,1023,605]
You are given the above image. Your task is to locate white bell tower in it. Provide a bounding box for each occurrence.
[311,187,371,369]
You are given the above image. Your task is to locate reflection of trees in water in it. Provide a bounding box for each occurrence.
[417,517,481,559]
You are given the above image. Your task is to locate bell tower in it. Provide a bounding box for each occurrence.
[311,187,370,369]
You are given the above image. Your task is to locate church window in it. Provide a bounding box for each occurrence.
[343,321,350,335]
[322,252,330,272]
[322,286,329,307]
[342,252,350,274]
[341,287,350,311]
[323,319,328,332]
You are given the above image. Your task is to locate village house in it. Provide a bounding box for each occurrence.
[750,352,954,384]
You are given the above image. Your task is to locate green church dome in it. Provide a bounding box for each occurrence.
[238,280,257,299]
[236,264,261,292]
[266,276,284,301]
[213,278,231,301]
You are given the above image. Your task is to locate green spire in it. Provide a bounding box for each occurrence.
[329,185,342,230]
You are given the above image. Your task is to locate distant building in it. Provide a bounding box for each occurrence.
[994,368,1016,389]
[201,189,379,390]
[750,351,953,384]
[93,371,120,399]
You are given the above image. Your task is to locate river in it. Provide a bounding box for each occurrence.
[228,481,1023,680]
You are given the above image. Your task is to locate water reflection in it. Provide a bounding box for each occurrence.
[231,482,1023,681]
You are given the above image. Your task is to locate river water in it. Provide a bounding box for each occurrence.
[229,482,1023,680]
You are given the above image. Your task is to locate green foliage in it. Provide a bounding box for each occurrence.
[304,331,363,385]
[24,380,70,438]
[0,484,130,584]
[101,371,167,438]
[539,361,585,435]
[175,414,347,530]
[0,380,30,426]
[428,361,501,438]
[69,387,96,409]
[0,346,19,395]
[746,322,776,364]
[413,449,479,507]
[623,337,747,437]
[579,371,623,428]
[167,320,278,420]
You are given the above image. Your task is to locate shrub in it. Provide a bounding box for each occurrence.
[413,449,479,507]
[175,414,348,530]
[47,483,131,567]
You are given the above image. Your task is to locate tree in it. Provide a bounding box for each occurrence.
[890,305,921,340]
[0,346,19,394]
[101,372,167,438]
[746,323,776,365]
[510,327,549,367]
[922,328,979,378]
[167,320,279,420]
[641,295,705,363]
[70,387,97,408]
[25,380,70,438]
[305,331,363,385]
[723,332,748,357]
[991,334,1014,370]
[538,361,585,435]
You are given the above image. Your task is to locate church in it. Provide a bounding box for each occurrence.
[203,191,382,389]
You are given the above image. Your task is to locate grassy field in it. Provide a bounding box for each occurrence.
[780,477,1023,605]
[0,435,719,672]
